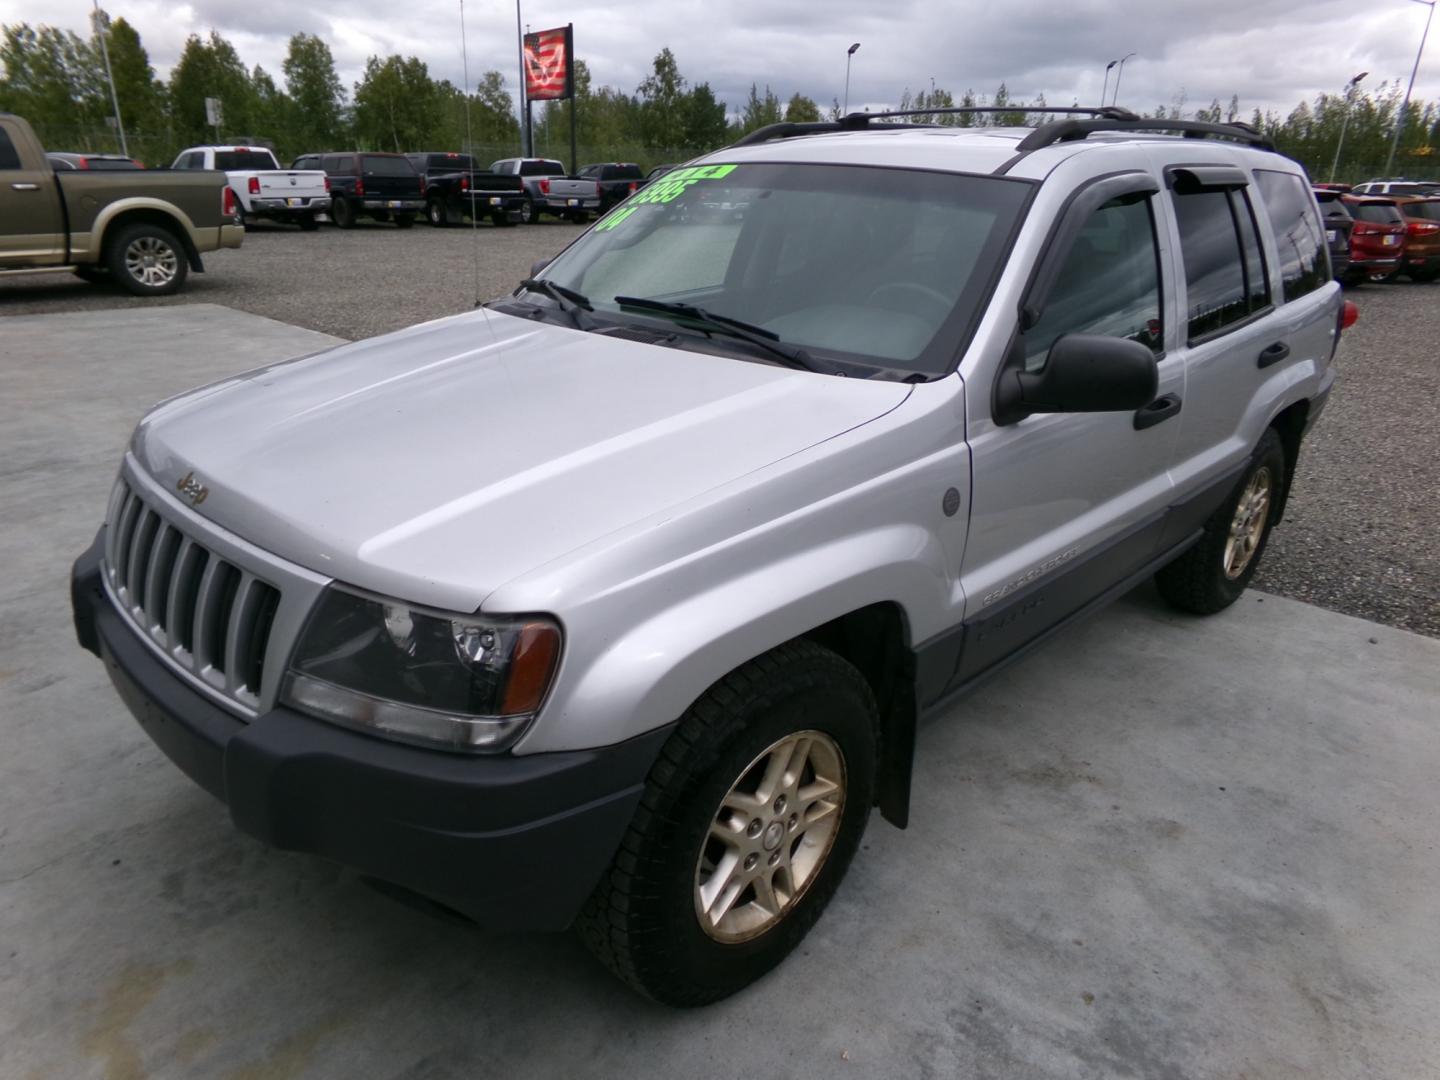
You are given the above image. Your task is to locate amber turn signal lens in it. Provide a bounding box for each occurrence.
[501,622,562,715]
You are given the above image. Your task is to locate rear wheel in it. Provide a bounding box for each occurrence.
[1406,266,1438,282]
[577,640,877,1007]
[567,211,590,224]
[427,197,451,227]
[1155,428,1286,615]
[106,222,188,297]
[518,198,535,224]
[298,213,319,232]
[330,197,355,229]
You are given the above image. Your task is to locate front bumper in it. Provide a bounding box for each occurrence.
[71,533,667,930]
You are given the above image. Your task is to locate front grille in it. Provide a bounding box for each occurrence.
[104,478,282,710]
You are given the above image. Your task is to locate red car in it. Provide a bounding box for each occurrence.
[1340,196,1407,283]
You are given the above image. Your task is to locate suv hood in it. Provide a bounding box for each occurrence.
[133,309,910,611]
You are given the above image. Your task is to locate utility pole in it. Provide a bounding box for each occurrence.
[1330,72,1368,183]
[1383,0,1436,178]
[515,0,528,156]
[91,1,128,156]
[1111,52,1136,107]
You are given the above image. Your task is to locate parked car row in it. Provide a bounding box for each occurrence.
[1314,184,1440,284]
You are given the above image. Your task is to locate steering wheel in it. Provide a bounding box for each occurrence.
[865,281,953,318]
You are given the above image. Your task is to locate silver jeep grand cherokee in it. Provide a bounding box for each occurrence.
[72,107,1352,1006]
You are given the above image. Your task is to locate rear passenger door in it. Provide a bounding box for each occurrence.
[1163,166,1315,499]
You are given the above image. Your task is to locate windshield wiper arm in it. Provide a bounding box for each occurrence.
[612,296,825,373]
[515,278,596,329]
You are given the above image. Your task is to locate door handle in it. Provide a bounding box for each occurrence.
[1257,341,1291,368]
[1133,393,1182,430]
[10,182,40,191]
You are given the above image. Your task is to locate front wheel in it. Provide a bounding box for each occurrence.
[577,640,877,1007]
[1155,428,1286,614]
[106,222,188,296]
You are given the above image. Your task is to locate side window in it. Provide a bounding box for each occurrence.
[1253,170,1329,303]
[0,128,22,170]
[1172,186,1270,341]
[1232,190,1271,311]
[1024,196,1163,370]
[322,155,351,174]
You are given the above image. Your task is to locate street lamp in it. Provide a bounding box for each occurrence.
[1330,71,1369,183]
[844,42,860,114]
[1101,59,1118,109]
[1111,52,1136,107]
[1382,0,1436,178]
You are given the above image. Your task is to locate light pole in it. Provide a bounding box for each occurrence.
[843,42,860,114]
[1383,0,1436,178]
[1101,59,1118,109]
[1330,71,1369,183]
[91,1,127,157]
[1111,52,1136,107]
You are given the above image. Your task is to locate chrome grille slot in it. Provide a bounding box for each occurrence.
[102,478,284,711]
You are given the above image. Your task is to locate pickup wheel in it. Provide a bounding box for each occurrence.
[427,197,451,227]
[106,222,188,296]
[577,640,877,1006]
[518,198,535,224]
[1155,428,1286,615]
[330,197,355,229]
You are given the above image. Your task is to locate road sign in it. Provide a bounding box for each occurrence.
[205,98,223,128]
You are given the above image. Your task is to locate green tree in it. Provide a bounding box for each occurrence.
[637,47,686,149]
[784,93,821,123]
[99,16,165,138]
[282,33,344,152]
[682,82,727,150]
[738,83,782,134]
[353,55,438,151]
[169,32,257,145]
[0,24,104,134]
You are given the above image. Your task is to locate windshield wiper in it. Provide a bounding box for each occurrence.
[515,278,596,329]
[612,296,826,373]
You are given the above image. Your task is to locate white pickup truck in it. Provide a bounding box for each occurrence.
[171,145,329,230]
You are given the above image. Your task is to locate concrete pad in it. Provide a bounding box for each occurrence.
[2,306,1437,1079]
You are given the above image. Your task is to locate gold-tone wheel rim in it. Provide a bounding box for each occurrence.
[1224,466,1273,579]
[694,730,846,944]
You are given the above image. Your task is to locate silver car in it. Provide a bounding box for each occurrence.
[72,107,1348,1005]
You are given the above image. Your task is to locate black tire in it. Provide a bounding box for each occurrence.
[1155,428,1286,615]
[1406,267,1438,283]
[567,211,590,224]
[105,222,189,297]
[298,213,319,232]
[331,196,355,229]
[518,198,536,224]
[491,212,514,227]
[393,212,415,229]
[577,640,877,1007]
[427,197,451,227]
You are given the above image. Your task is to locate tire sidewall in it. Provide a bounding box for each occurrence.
[1211,431,1287,603]
[106,223,187,296]
[629,661,876,1001]
[427,198,447,227]
[331,197,354,228]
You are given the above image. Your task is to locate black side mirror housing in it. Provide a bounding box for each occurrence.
[530,257,552,277]
[994,333,1158,425]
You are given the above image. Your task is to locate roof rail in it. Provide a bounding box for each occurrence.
[1016,118,1274,152]
[729,106,1139,148]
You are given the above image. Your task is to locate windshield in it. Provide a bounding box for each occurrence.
[538,162,1031,376]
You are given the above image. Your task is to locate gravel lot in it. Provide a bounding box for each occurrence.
[2,222,1435,635]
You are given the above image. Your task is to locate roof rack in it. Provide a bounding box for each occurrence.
[728,105,1274,154]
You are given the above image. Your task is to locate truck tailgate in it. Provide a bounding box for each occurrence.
[547,178,600,198]
[254,171,328,198]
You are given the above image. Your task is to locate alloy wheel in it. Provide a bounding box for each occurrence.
[123,236,179,289]
[1224,466,1273,579]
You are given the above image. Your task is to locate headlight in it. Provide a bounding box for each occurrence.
[280,587,561,753]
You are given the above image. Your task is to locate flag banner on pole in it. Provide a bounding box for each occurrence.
[523,25,573,100]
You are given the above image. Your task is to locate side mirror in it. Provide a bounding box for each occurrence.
[530,257,552,277]
[995,334,1158,425]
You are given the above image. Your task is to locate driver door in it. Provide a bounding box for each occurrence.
[950,175,1184,688]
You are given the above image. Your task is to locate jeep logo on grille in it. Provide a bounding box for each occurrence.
[176,471,209,506]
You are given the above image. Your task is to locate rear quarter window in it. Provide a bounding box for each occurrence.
[1253,170,1328,303]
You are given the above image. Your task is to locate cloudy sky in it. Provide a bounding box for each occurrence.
[8,0,1440,122]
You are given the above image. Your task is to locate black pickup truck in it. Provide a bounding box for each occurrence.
[576,162,646,212]
[404,152,527,227]
[291,151,425,228]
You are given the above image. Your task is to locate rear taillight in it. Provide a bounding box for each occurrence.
[628,181,637,194]
[460,175,469,192]
[594,182,602,196]
[355,178,364,196]
[247,176,260,195]
[323,176,330,193]
[223,186,237,216]
[1407,221,1440,235]
[1340,300,1359,331]
[538,178,551,195]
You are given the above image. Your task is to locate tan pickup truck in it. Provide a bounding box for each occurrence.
[1,113,243,296]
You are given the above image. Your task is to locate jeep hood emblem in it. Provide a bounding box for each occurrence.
[176,470,209,506]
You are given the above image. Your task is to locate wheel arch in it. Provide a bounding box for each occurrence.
[99,206,204,271]
[1268,397,1310,526]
